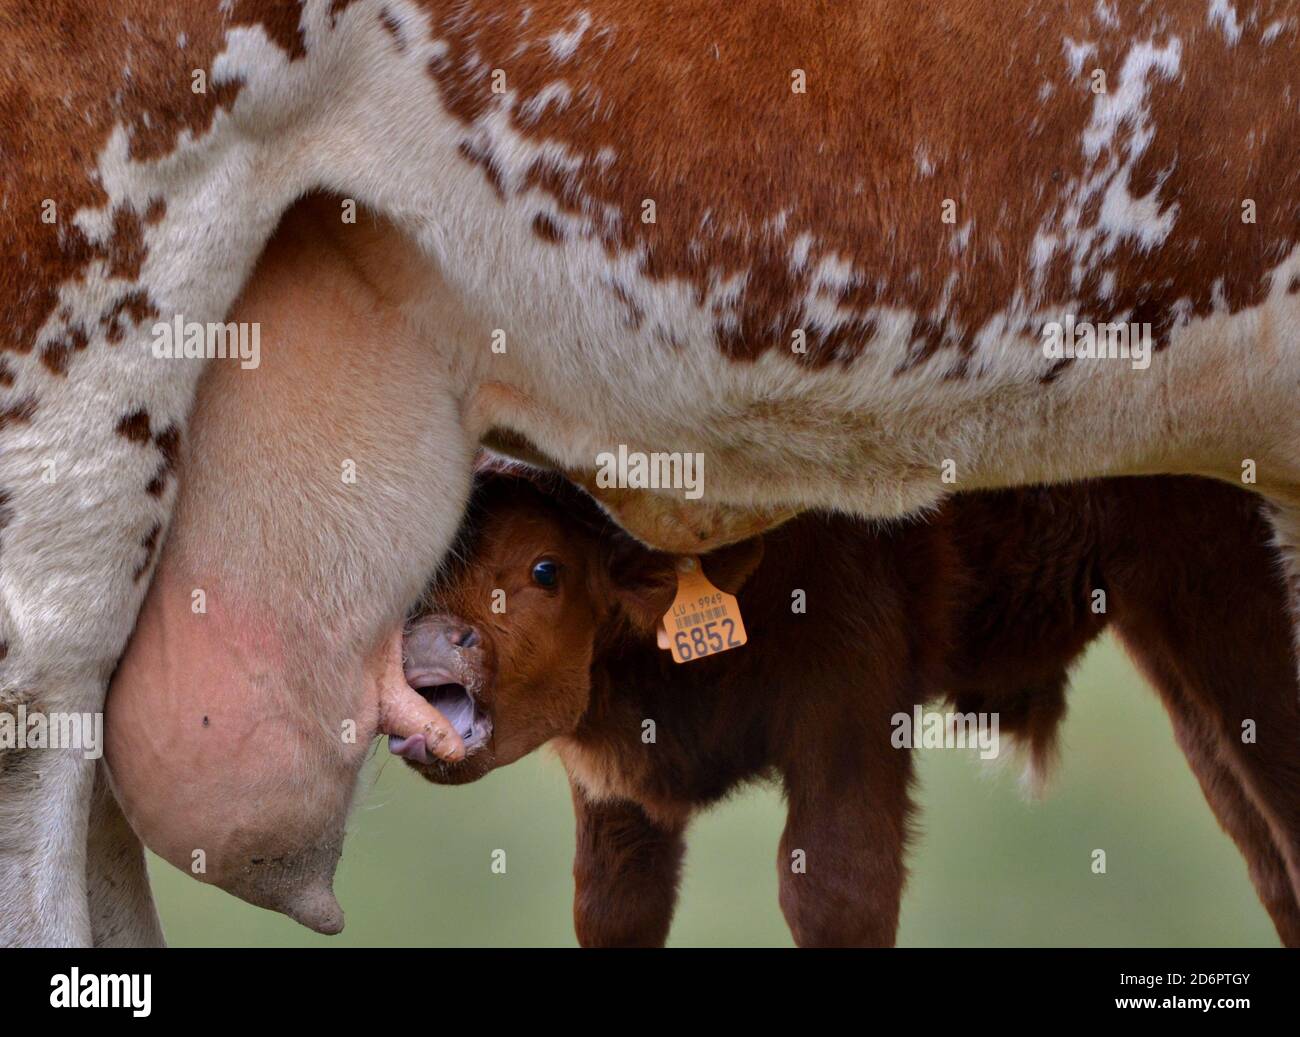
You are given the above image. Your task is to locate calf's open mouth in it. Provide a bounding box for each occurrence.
[375,626,467,766]
[392,613,494,765]
[401,673,492,756]
[390,613,491,769]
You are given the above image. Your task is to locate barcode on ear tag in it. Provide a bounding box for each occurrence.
[660,556,747,664]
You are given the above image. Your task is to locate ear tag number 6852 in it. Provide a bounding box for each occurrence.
[658,556,747,664]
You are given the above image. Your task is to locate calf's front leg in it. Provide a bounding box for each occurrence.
[569,783,687,948]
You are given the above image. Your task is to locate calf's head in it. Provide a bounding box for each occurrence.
[401,470,763,785]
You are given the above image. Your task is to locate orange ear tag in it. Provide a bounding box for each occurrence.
[659,556,748,664]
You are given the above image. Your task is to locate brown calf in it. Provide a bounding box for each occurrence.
[402,471,1300,946]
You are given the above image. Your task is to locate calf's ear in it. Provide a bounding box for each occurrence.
[598,535,681,636]
[700,536,765,595]
[599,534,765,637]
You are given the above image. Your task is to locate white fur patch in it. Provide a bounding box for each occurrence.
[547,10,593,61]
[1208,0,1244,44]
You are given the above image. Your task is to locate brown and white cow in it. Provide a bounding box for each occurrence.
[1,2,1298,945]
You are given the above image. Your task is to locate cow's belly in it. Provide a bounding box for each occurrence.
[403,191,1300,522]
[295,188,1300,533]
[306,1,1300,522]
[331,171,1300,523]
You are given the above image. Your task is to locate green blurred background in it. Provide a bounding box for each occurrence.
[149,635,1278,947]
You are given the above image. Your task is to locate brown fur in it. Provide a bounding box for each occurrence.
[7,2,1297,375]
[413,472,1300,946]
[0,0,303,362]
[425,1,1300,366]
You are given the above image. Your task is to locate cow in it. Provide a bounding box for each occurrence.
[2,1,1298,945]
[405,466,1300,947]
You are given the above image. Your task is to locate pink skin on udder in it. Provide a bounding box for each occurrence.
[106,565,463,934]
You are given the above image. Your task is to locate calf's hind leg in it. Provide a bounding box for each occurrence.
[1217,502,1300,921]
[777,720,913,947]
[1110,491,1300,945]
[1156,676,1300,945]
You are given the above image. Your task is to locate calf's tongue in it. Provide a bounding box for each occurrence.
[388,734,431,763]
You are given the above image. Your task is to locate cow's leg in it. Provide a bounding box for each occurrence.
[1,543,180,948]
[776,733,913,948]
[569,783,687,948]
[0,743,95,946]
[0,358,195,945]
[85,760,165,948]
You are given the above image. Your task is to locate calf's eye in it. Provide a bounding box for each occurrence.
[531,559,560,588]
